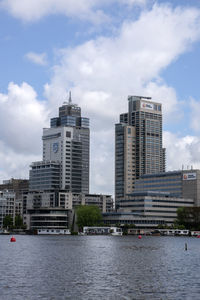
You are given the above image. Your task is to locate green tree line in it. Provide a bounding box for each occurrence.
[76,205,103,230]
[176,207,200,230]
[3,215,26,230]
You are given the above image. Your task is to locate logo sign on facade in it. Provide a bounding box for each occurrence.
[183,173,196,180]
[141,101,154,110]
[53,142,59,153]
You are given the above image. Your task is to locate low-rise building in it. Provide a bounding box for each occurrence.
[117,191,194,226]
[103,212,166,228]
[59,192,113,212]
[25,190,113,230]
[27,191,113,213]
[26,208,69,231]
[0,178,29,220]
[0,190,15,228]
[134,169,200,206]
[106,170,199,228]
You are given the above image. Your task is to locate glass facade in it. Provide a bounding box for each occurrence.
[134,171,182,197]
[115,96,166,204]
[29,161,60,191]
[29,208,68,229]
[42,99,90,194]
[115,123,125,201]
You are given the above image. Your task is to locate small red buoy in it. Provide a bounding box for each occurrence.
[197,235,200,238]
[10,236,16,242]
[138,235,142,239]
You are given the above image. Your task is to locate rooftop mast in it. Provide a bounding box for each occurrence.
[69,91,72,104]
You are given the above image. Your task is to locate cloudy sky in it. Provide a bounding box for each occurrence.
[1,0,200,195]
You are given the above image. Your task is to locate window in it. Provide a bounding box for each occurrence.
[66,131,71,138]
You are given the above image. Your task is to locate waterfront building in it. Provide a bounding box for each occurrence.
[26,208,69,231]
[59,192,113,212]
[27,95,115,231]
[117,191,194,226]
[134,169,200,206]
[42,95,90,193]
[115,95,166,205]
[25,190,113,230]
[0,178,29,220]
[0,190,15,228]
[0,178,29,198]
[26,191,113,213]
[29,161,61,191]
[15,198,23,217]
[30,95,89,194]
[103,212,166,228]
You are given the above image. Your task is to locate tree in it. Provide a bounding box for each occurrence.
[14,215,24,229]
[3,215,13,229]
[176,207,188,225]
[176,207,200,230]
[76,205,102,230]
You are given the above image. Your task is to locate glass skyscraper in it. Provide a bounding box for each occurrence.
[30,95,90,194]
[115,95,166,205]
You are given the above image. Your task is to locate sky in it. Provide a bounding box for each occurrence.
[1,0,200,196]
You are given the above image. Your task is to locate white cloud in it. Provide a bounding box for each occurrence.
[90,129,114,194]
[0,82,49,180]
[0,0,146,23]
[25,52,48,66]
[189,97,200,132]
[0,141,40,181]
[164,131,200,171]
[0,82,49,155]
[0,0,107,23]
[120,0,146,6]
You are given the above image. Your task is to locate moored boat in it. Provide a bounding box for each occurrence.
[82,226,123,236]
[37,229,71,235]
[0,229,10,235]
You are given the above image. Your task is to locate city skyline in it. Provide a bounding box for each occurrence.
[1,0,200,196]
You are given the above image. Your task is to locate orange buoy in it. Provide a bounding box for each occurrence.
[138,235,142,239]
[10,236,16,242]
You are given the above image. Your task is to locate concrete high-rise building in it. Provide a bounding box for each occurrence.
[30,94,90,194]
[115,95,166,204]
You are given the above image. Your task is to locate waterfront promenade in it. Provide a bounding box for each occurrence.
[0,235,200,299]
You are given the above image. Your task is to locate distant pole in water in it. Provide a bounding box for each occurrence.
[185,243,188,251]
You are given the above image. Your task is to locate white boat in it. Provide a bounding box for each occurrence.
[37,229,71,235]
[191,231,200,236]
[110,227,123,236]
[82,226,123,236]
[0,229,10,235]
[159,229,189,236]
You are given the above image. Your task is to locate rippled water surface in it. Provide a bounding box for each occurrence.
[0,235,200,299]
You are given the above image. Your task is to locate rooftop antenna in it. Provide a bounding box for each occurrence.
[69,91,72,104]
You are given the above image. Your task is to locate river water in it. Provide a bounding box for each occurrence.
[0,235,200,299]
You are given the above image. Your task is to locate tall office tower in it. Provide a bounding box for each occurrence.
[115,95,166,204]
[42,94,90,193]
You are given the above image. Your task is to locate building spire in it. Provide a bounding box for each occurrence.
[69,91,72,104]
